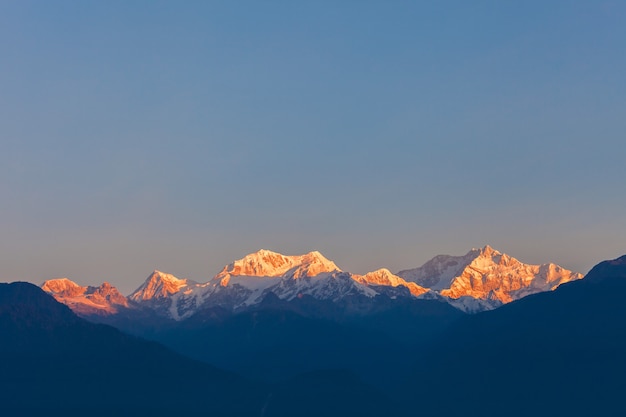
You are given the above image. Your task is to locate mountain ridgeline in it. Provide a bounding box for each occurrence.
[400,254,626,417]
[43,245,582,319]
[37,246,581,382]
[2,249,626,416]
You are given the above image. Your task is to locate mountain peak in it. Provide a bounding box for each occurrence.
[151,269,185,283]
[41,278,128,315]
[129,270,189,301]
[368,268,394,276]
[398,246,582,311]
[297,251,339,273]
[467,244,501,259]
[479,244,498,255]
[215,249,340,280]
[41,278,83,296]
[353,268,429,297]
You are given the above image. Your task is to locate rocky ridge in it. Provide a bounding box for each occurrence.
[42,246,583,318]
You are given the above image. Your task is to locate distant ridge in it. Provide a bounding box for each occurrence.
[42,246,582,318]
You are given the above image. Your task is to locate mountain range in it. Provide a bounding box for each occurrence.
[2,248,625,416]
[42,245,582,319]
[36,245,584,383]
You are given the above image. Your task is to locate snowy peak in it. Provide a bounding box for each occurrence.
[398,250,477,291]
[397,245,519,290]
[353,269,428,297]
[289,251,341,278]
[222,249,294,277]
[470,245,520,267]
[129,270,190,302]
[41,278,128,316]
[397,245,583,311]
[206,250,346,310]
[127,271,206,321]
[86,282,128,306]
[477,244,497,257]
[358,268,397,282]
[214,249,340,282]
[443,248,581,302]
[42,278,85,297]
[38,245,584,318]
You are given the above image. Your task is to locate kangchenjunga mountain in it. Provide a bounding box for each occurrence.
[3,250,625,416]
[42,245,582,319]
[37,245,582,383]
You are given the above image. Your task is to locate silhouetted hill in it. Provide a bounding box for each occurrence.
[0,282,264,416]
[583,254,626,283]
[0,282,409,417]
[402,254,626,417]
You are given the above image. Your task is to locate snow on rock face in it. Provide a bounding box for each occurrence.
[128,270,205,320]
[129,270,190,301]
[87,282,128,306]
[41,278,128,316]
[398,245,583,311]
[397,249,482,291]
[353,268,429,297]
[41,246,584,319]
[214,249,341,283]
[264,271,378,302]
[207,250,374,309]
[42,278,85,297]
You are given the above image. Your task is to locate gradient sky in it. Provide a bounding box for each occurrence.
[1,1,625,294]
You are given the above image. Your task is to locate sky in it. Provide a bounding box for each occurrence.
[1,1,625,294]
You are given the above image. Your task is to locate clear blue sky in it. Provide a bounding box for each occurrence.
[1,1,625,293]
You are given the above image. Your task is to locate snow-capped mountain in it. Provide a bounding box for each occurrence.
[128,250,425,319]
[125,251,363,319]
[203,250,372,309]
[214,249,340,281]
[128,270,206,320]
[129,270,191,301]
[42,245,584,319]
[352,268,429,297]
[41,278,128,316]
[248,270,377,302]
[397,245,583,312]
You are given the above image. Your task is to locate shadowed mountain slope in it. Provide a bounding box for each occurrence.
[0,282,263,416]
[142,292,462,383]
[402,254,626,417]
[0,282,400,417]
